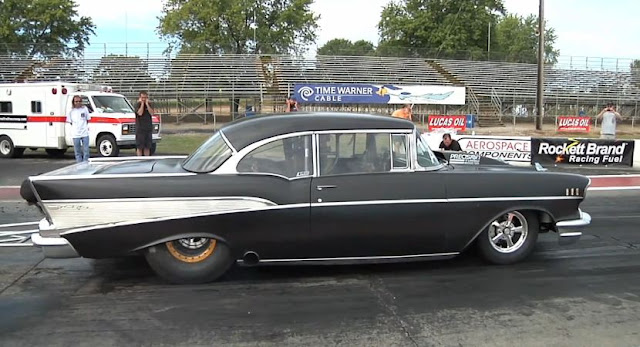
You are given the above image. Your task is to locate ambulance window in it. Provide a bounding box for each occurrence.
[0,102,11,113]
[79,96,93,112]
[31,101,42,114]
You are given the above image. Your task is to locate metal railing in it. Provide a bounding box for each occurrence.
[491,87,503,122]
[468,87,480,116]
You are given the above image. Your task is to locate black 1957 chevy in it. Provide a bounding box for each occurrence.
[21,112,591,284]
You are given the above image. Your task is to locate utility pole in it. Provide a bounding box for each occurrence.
[536,0,545,130]
[487,21,491,60]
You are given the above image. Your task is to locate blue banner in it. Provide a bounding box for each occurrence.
[293,83,466,105]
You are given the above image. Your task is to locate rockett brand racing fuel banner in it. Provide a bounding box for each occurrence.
[531,137,635,166]
[293,84,465,105]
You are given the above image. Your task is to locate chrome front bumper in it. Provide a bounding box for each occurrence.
[31,219,79,258]
[556,210,592,246]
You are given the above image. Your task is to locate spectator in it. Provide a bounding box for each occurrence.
[286,96,299,112]
[66,96,91,162]
[597,102,622,139]
[134,91,154,156]
[439,133,462,151]
[392,104,412,120]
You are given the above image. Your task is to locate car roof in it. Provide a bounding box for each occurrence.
[221,112,415,151]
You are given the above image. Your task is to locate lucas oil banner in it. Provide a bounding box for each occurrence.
[531,138,635,166]
[293,83,465,105]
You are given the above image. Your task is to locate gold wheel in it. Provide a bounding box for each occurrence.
[166,238,217,263]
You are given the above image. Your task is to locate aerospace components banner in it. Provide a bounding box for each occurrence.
[293,83,466,105]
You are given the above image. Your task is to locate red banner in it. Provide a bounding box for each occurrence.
[427,115,467,131]
[557,116,590,132]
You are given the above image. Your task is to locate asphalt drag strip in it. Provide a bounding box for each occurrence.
[0,189,638,346]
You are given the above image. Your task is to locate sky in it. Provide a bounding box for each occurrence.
[73,0,640,66]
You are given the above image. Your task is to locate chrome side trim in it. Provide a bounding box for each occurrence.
[219,130,237,154]
[242,252,460,264]
[45,196,279,230]
[30,172,197,181]
[89,155,187,162]
[311,196,582,208]
[448,196,583,202]
[60,202,311,236]
[43,196,277,205]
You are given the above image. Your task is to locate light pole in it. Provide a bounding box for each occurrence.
[536,0,545,130]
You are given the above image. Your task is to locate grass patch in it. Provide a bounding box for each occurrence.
[115,133,211,156]
[157,134,211,154]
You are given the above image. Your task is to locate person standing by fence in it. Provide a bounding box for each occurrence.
[134,91,154,156]
[66,96,91,162]
[597,102,622,139]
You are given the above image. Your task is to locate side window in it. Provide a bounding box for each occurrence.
[319,132,391,176]
[31,101,42,114]
[391,134,409,169]
[0,101,12,113]
[237,135,313,178]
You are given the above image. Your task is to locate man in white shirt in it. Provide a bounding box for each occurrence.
[597,103,622,140]
[66,96,91,162]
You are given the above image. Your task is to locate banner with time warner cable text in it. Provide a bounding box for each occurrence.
[531,137,635,166]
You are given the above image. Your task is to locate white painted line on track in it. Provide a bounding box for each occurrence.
[587,174,640,178]
[587,186,640,191]
[0,221,39,228]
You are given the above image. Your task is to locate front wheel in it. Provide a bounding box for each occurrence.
[476,210,539,265]
[0,136,24,158]
[97,134,119,157]
[144,237,234,284]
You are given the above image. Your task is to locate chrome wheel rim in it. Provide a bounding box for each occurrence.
[488,211,528,253]
[99,140,112,156]
[0,139,11,155]
[178,237,208,249]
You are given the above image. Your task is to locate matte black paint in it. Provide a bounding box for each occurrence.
[222,112,414,151]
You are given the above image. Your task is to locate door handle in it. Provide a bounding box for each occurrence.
[316,185,337,191]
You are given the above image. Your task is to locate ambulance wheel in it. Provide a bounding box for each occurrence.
[0,136,23,158]
[97,134,119,157]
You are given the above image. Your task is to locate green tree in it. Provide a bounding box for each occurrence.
[377,0,506,59]
[317,39,376,56]
[631,59,640,87]
[0,0,95,58]
[158,0,320,55]
[493,14,558,64]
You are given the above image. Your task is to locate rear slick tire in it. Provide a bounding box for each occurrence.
[477,210,539,265]
[144,238,234,284]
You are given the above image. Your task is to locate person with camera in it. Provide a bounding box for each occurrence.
[134,91,154,156]
[597,102,622,139]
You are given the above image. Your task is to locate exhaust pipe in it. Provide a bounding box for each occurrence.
[242,251,260,265]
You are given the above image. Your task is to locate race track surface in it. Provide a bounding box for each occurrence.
[0,160,639,346]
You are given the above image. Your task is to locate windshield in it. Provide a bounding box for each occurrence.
[92,95,134,114]
[416,132,442,169]
[181,131,233,173]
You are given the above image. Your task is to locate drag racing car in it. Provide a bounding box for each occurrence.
[20,112,592,284]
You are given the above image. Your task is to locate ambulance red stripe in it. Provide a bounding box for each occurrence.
[26,116,160,123]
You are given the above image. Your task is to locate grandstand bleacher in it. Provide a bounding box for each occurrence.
[0,53,638,125]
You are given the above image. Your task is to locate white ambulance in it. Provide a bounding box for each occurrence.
[0,82,161,158]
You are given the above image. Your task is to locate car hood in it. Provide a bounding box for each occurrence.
[34,156,190,177]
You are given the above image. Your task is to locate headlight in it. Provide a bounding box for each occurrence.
[122,124,129,135]
[153,123,160,133]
